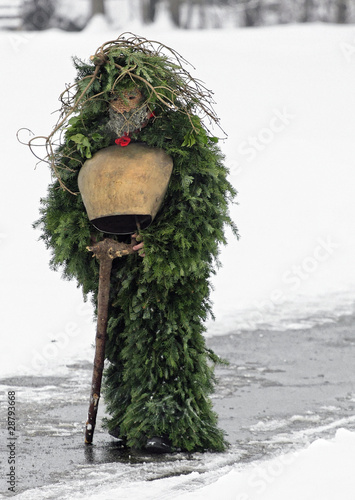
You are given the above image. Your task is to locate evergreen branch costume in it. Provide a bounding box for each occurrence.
[32,33,238,452]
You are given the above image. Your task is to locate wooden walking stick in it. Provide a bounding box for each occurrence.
[85,237,137,445]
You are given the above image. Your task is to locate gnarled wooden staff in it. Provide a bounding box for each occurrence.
[85,237,137,445]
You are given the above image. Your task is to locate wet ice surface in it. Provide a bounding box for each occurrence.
[1,313,355,499]
[0,366,244,499]
[208,290,355,338]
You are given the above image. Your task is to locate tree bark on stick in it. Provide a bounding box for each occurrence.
[85,237,136,445]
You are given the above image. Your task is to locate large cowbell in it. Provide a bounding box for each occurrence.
[78,143,173,235]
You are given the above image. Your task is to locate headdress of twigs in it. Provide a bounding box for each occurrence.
[18,32,224,193]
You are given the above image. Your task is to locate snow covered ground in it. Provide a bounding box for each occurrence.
[1,13,355,500]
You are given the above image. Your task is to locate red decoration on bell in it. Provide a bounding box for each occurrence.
[115,136,131,147]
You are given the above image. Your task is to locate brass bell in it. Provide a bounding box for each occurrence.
[78,143,173,234]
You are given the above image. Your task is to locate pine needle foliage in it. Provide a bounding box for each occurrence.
[31,33,238,452]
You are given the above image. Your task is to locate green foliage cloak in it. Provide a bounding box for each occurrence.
[32,34,238,452]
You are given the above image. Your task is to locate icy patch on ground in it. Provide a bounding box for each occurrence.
[13,428,355,500]
[11,447,244,500]
[250,419,289,433]
[207,289,355,336]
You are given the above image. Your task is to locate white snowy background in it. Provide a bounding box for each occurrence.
[1,8,355,499]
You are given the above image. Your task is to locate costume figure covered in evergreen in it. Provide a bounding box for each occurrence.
[33,34,238,452]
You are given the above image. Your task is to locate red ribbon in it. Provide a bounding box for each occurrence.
[115,135,131,147]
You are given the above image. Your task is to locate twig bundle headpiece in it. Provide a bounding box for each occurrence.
[20,33,224,193]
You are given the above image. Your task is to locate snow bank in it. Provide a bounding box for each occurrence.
[179,428,355,500]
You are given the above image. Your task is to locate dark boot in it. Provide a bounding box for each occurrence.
[108,427,127,446]
[145,436,173,454]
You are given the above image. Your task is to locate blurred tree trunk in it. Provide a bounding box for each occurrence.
[91,0,106,16]
[184,0,193,28]
[244,0,262,27]
[141,0,159,23]
[301,0,313,22]
[169,0,183,26]
[336,0,348,23]
[278,0,293,24]
[195,0,206,28]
